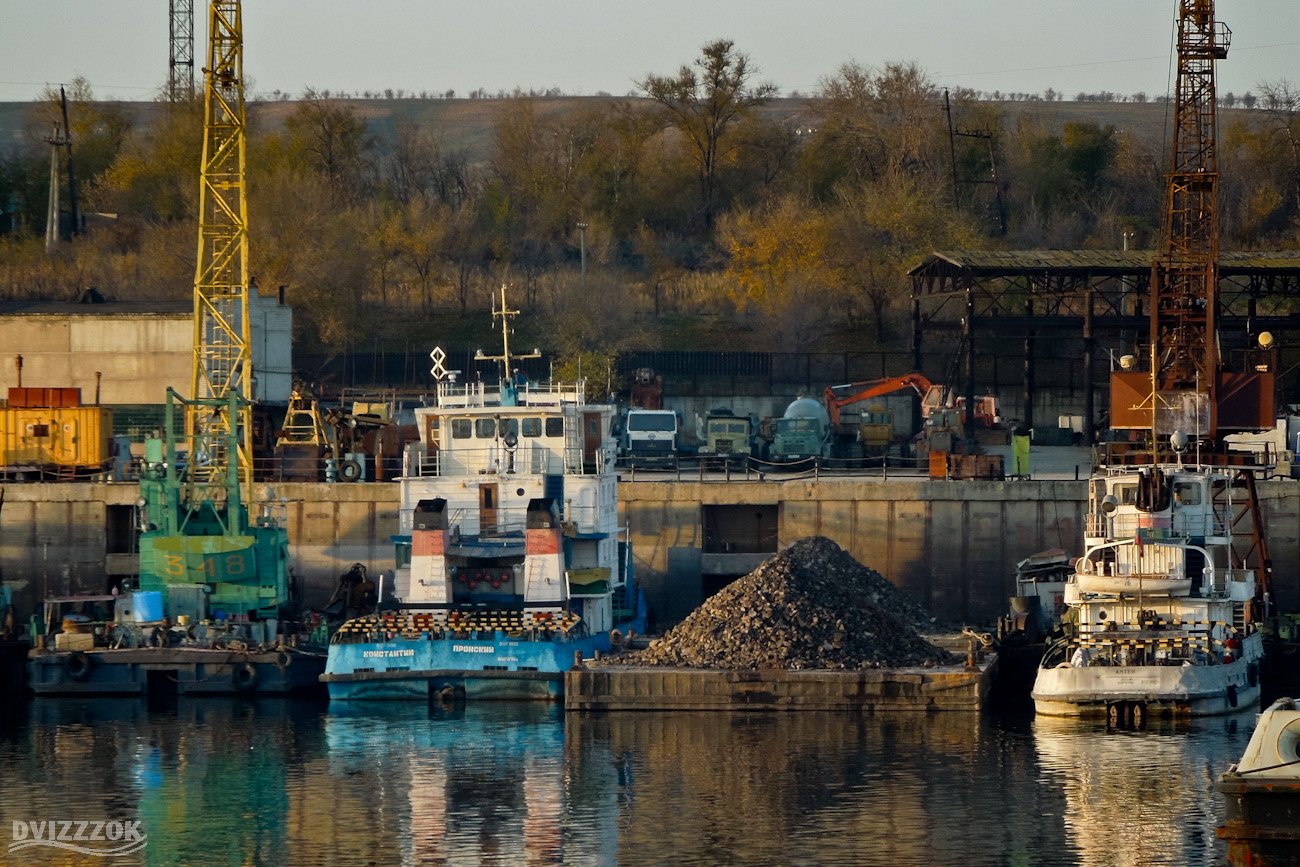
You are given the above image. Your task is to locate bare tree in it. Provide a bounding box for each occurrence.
[1257,79,1300,213]
[638,39,777,228]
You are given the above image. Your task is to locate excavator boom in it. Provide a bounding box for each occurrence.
[824,374,933,425]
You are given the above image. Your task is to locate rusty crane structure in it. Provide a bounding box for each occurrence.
[1109,0,1273,440]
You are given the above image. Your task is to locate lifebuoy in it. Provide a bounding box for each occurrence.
[339,459,363,483]
[232,662,259,691]
[65,651,93,681]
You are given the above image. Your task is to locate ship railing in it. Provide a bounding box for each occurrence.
[1048,622,1246,667]
[1075,539,1243,599]
[435,379,587,408]
[1086,510,1220,539]
[407,442,552,477]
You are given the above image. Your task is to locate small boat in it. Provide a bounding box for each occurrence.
[1009,548,1073,640]
[1031,459,1268,720]
[322,288,645,701]
[1216,697,1300,866]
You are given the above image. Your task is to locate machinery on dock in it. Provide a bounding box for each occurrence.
[695,408,758,465]
[27,1,321,695]
[0,386,113,480]
[1030,0,1274,721]
[765,396,831,465]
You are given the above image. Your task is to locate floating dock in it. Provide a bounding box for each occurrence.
[564,655,996,712]
[28,647,326,695]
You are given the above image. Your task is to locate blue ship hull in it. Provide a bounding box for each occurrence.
[323,628,636,701]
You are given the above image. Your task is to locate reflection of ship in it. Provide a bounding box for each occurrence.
[323,287,645,701]
[323,703,585,865]
[1033,713,1243,866]
[1031,463,1266,719]
[1216,697,1300,866]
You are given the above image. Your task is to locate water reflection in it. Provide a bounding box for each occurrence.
[1032,713,1250,867]
[0,699,1251,867]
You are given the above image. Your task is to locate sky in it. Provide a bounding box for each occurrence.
[2,0,1299,104]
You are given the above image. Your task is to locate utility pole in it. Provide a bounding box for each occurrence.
[578,223,588,289]
[44,123,62,252]
[60,87,79,237]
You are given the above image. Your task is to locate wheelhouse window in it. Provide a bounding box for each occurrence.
[475,418,496,438]
[1174,482,1201,505]
[451,419,472,439]
[545,417,564,438]
[521,417,542,438]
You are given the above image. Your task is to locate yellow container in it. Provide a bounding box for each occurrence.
[0,405,112,471]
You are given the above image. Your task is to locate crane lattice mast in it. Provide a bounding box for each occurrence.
[190,0,252,506]
[1110,0,1271,439]
[169,0,195,105]
[1150,0,1228,436]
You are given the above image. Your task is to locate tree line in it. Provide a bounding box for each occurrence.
[1,40,1298,366]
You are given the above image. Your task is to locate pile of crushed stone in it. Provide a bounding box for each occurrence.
[608,536,955,670]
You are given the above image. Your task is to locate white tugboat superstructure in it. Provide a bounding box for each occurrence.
[1032,457,1267,719]
[322,287,644,701]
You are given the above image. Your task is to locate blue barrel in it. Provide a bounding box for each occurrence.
[133,591,164,623]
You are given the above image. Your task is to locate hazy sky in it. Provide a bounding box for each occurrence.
[2,1,1298,103]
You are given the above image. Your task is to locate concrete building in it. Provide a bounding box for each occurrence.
[0,292,292,411]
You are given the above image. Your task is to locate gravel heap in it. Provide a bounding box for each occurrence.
[614,536,954,670]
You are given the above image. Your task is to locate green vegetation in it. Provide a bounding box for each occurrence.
[2,52,1299,364]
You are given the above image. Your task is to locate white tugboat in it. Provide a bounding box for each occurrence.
[1032,455,1268,719]
[1032,0,1276,721]
[322,287,645,701]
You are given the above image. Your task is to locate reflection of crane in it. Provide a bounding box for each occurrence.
[136,1,290,621]
[1110,0,1271,439]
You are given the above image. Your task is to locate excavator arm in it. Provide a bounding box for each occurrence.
[824,374,934,425]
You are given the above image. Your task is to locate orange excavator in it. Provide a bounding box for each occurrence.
[823,373,1001,429]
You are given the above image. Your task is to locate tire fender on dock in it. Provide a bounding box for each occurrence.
[65,651,93,681]
[339,459,363,483]
[233,662,259,691]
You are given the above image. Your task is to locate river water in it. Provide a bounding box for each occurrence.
[0,695,1253,867]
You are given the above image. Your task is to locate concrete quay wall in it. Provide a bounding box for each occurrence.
[623,477,1085,625]
[0,482,399,621]
[1,477,1296,628]
[622,476,1300,624]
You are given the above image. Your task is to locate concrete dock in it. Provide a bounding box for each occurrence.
[564,655,996,712]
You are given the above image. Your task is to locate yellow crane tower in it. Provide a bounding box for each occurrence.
[189,0,253,502]
[137,0,290,620]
